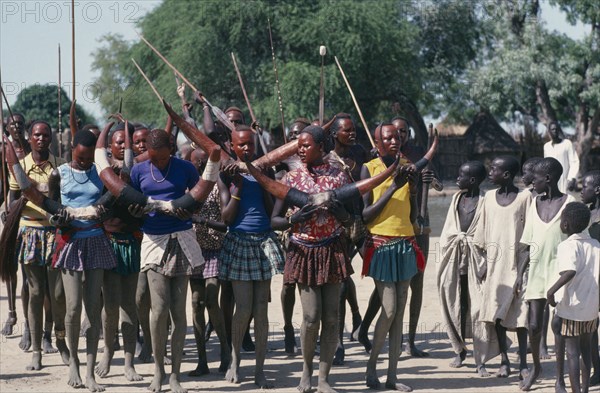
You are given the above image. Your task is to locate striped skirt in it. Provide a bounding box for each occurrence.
[218,231,284,281]
[284,234,352,287]
[561,317,598,337]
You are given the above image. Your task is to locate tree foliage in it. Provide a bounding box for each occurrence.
[91,0,482,145]
[11,84,95,130]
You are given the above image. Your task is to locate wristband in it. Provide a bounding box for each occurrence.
[231,195,241,201]
[202,158,220,182]
[288,215,294,225]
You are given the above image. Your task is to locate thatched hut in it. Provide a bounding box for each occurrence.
[434,111,521,180]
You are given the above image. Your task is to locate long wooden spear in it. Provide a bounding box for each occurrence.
[136,33,237,133]
[267,18,286,143]
[57,44,63,158]
[0,70,8,214]
[0,84,28,154]
[231,52,269,153]
[334,56,376,149]
[319,46,326,125]
[71,0,76,103]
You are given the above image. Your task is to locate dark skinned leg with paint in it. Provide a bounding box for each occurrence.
[168,275,190,393]
[220,280,234,349]
[62,270,84,388]
[226,280,254,384]
[551,313,567,393]
[346,277,362,341]
[204,277,230,372]
[24,264,46,371]
[135,271,152,363]
[520,299,545,391]
[47,267,69,364]
[281,282,297,354]
[564,333,590,393]
[19,267,31,351]
[406,234,429,358]
[120,273,142,381]
[580,332,593,393]
[96,270,120,378]
[82,269,106,392]
[251,280,273,389]
[333,280,348,366]
[385,280,412,392]
[297,284,322,393]
[189,278,209,376]
[1,271,18,336]
[42,276,57,354]
[450,274,468,368]
[357,287,379,353]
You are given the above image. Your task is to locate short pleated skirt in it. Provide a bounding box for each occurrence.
[218,231,284,281]
[53,233,118,272]
[107,231,141,276]
[362,234,420,282]
[190,248,220,280]
[284,234,353,287]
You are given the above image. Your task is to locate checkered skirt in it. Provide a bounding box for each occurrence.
[142,236,203,277]
[218,231,284,281]
[53,233,118,271]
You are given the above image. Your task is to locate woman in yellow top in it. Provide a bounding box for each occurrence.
[361,123,423,392]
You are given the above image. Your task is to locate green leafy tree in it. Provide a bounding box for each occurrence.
[11,84,95,130]
[91,0,484,147]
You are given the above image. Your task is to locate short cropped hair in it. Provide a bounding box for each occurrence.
[561,202,591,234]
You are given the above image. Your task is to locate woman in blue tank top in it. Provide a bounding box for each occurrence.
[49,130,117,391]
[218,125,284,388]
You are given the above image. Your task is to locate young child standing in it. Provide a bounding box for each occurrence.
[438,161,491,373]
[547,202,600,393]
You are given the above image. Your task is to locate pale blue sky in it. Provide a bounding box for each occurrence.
[0,0,589,123]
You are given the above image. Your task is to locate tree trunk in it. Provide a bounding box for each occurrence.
[577,106,599,176]
[535,79,557,126]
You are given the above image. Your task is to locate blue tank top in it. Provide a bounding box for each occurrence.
[58,163,104,239]
[229,174,271,233]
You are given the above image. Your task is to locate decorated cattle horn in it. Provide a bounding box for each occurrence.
[245,154,400,208]
[3,134,102,220]
[95,122,222,213]
[412,132,439,171]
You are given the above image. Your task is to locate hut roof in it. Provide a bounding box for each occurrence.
[434,119,468,137]
[465,111,519,155]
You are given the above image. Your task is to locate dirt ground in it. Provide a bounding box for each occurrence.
[0,189,594,392]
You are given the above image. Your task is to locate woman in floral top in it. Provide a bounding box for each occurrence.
[271,125,353,393]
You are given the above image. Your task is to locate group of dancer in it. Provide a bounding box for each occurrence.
[1,87,599,393]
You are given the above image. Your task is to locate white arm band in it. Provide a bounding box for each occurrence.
[202,159,220,182]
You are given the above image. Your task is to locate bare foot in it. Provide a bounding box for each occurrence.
[225,364,241,384]
[188,362,209,377]
[406,343,429,358]
[449,351,466,368]
[519,368,530,381]
[43,332,58,354]
[385,380,413,392]
[138,343,153,363]
[19,324,31,351]
[477,365,492,377]
[496,363,511,378]
[1,312,17,336]
[56,338,70,365]
[255,370,273,389]
[124,365,143,382]
[317,380,338,393]
[68,360,83,388]
[519,365,541,391]
[366,373,380,389]
[169,374,187,393]
[555,379,567,393]
[148,368,166,392]
[26,351,42,371]
[540,347,551,359]
[95,353,111,378]
[85,375,105,392]
[297,369,312,392]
